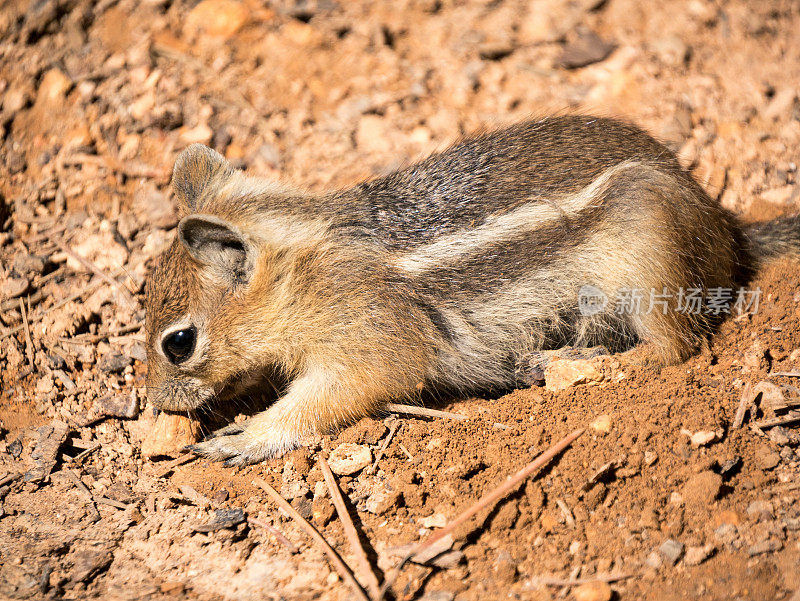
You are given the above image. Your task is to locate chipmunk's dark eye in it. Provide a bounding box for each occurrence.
[162,327,196,365]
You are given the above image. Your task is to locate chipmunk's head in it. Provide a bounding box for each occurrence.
[144,145,267,411]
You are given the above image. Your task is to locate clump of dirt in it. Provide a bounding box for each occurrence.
[1,0,799,600]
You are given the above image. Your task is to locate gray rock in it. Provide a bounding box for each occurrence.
[658,539,684,565]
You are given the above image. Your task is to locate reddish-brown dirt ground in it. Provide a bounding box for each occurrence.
[1,1,799,600]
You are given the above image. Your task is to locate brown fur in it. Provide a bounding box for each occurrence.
[144,115,798,464]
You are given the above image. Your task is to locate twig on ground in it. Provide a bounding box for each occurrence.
[247,517,299,554]
[19,299,35,369]
[1,290,42,314]
[732,381,752,429]
[63,469,101,522]
[365,419,400,476]
[769,371,800,378]
[384,403,467,421]
[65,443,101,464]
[154,453,198,478]
[253,477,371,601]
[752,411,800,429]
[398,443,414,461]
[94,496,129,510]
[0,472,22,487]
[531,572,634,587]
[379,428,585,599]
[556,498,576,528]
[319,455,382,601]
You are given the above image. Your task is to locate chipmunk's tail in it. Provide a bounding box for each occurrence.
[745,215,800,262]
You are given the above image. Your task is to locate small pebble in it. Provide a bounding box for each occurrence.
[327,443,372,475]
[573,581,612,601]
[658,539,684,565]
[590,414,613,434]
[684,544,715,566]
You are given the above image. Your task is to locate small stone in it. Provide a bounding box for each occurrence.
[753,381,786,412]
[658,539,684,565]
[312,496,334,526]
[211,489,229,504]
[186,0,249,38]
[573,581,612,601]
[37,68,71,105]
[94,393,139,419]
[492,550,516,581]
[559,29,615,69]
[98,351,133,374]
[644,550,663,569]
[160,582,185,595]
[327,443,371,475]
[682,471,722,508]
[714,523,739,545]
[179,123,213,145]
[281,479,309,500]
[684,544,715,566]
[682,429,718,447]
[746,500,773,522]
[12,254,46,275]
[191,508,246,532]
[650,35,690,66]
[1,275,29,300]
[748,539,782,556]
[590,414,612,434]
[769,427,791,446]
[755,444,781,470]
[743,342,767,371]
[644,451,658,466]
[365,488,401,515]
[421,512,448,529]
[36,375,55,395]
[291,497,312,521]
[544,358,603,391]
[141,412,201,458]
[478,40,515,61]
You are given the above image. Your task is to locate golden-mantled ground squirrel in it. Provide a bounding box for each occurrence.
[145,116,800,464]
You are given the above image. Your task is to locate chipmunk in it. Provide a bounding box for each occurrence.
[145,115,800,465]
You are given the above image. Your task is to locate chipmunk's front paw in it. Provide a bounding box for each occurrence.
[188,423,291,466]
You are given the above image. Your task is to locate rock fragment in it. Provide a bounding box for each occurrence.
[94,393,139,420]
[559,30,615,69]
[658,539,684,565]
[684,544,715,566]
[25,421,69,484]
[327,443,372,475]
[544,359,603,391]
[192,508,246,532]
[141,412,202,458]
[573,581,612,601]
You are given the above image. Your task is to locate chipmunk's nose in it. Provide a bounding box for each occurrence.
[147,377,214,412]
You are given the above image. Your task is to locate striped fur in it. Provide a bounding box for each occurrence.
[144,116,798,464]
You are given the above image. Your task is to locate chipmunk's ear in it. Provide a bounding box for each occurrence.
[172,144,234,211]
[178,214,254,284]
